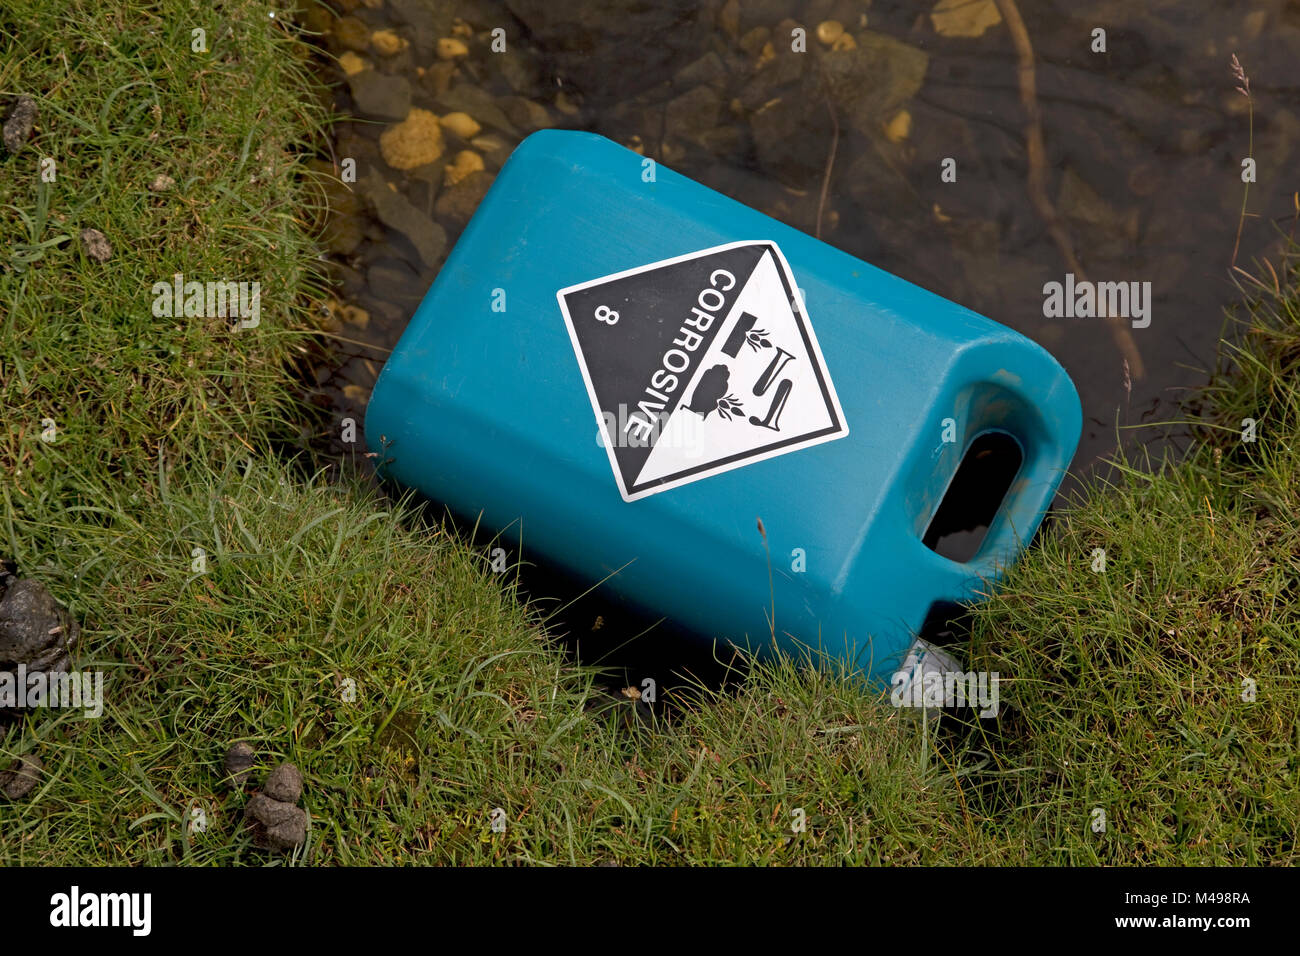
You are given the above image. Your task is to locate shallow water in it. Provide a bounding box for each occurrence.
[305,0,1300,686]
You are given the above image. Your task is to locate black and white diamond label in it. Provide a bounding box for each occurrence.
[557,240,849,502]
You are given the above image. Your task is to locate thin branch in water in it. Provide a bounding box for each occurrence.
[816,95,839,239]
[994,0,1145,380]
[1229,53,1254,269]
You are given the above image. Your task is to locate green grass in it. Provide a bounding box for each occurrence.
[1,0,1296,865]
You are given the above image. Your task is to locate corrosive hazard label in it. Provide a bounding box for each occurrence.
[556,240,849,501]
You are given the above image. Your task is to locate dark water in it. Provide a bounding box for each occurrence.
[303,0,1300,690]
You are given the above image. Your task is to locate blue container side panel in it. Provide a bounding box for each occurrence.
[367,130,1082,683]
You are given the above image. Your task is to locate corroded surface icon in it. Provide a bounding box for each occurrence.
[557,240,849,501]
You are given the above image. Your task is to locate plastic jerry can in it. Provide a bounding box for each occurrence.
[365,130,1082,685]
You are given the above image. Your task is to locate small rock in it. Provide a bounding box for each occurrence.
[437,37,470,60]
[246,791,297,827]
[434,169,493,230]
[0,575,80,676]
[437,85,518,137]
[263,761,303,803]
[148,173,175,193]
[554,91,580,116]
[820,32,929,135]
[816,20,845,46]
[498,96,551,133]
[347,71,412,122]
[673,52,726,90]
[930,0,1002,38]
[718,0,741,38]
[885,109,912,143]
[505,0,712,103]
[665,85,722,143]
[443,149,484,187]
[338,51,369,76]
[80,228,112,263]
[421,61,458,98]
[738,26,770,58]
[387,0,450,58]
[832,32,857,51]
[333,16,370,52]
[366,257,429,307]
[326,260,366,298]
[497,48,543,96]
[361,171,447,266]
[379,108,445,170]
[0,754,42,800]
[470,132,513,170]
[224,742,255,787]
[440,111,481,140]
[370,29,407,56]
[751,96,833,186]
[340,303,370,328]
[2,95,37,153]
[265,806,308,850]
[245,793,308,851]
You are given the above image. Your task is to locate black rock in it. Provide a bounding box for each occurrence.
[750,95,833,188]
[504,0,719,105]
[245,791,298,827]
[245,792,308,850]
[0,576,78,675]
[434,170,493,232]
[224,741,255,788]
[348,71,412,122]
[263,761,303,804]
[0,754,42,800]
[265,805,309,850]
[360,172,447,268]
[819,33,929,135]
[367,258,428,308]
[2,95,37,153]
[435,85,518,137]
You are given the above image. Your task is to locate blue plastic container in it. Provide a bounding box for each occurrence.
[365,130,1081,684]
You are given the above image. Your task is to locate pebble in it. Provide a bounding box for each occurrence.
[370,29,407,56]
[244,762,309,852]
[80,228,112,263]
[885,109,912,143]
[0,754,42,800]
[361,170,448,266]
[338,51,369,76]
[499,96,552,133]
[148,173,176,192]
[444,149,484,187]
[2,94,37,153]
[817,20,845,46]
[263,762,303,804]
[439,111,481,139]
[435,170,493,230]
[379,108,445,169]
[436,37,470,60]
[0,574,79,674]
[554,91,580,116]
[224,742,255,788]
[333,16,370,53]
[347,70,412,121]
